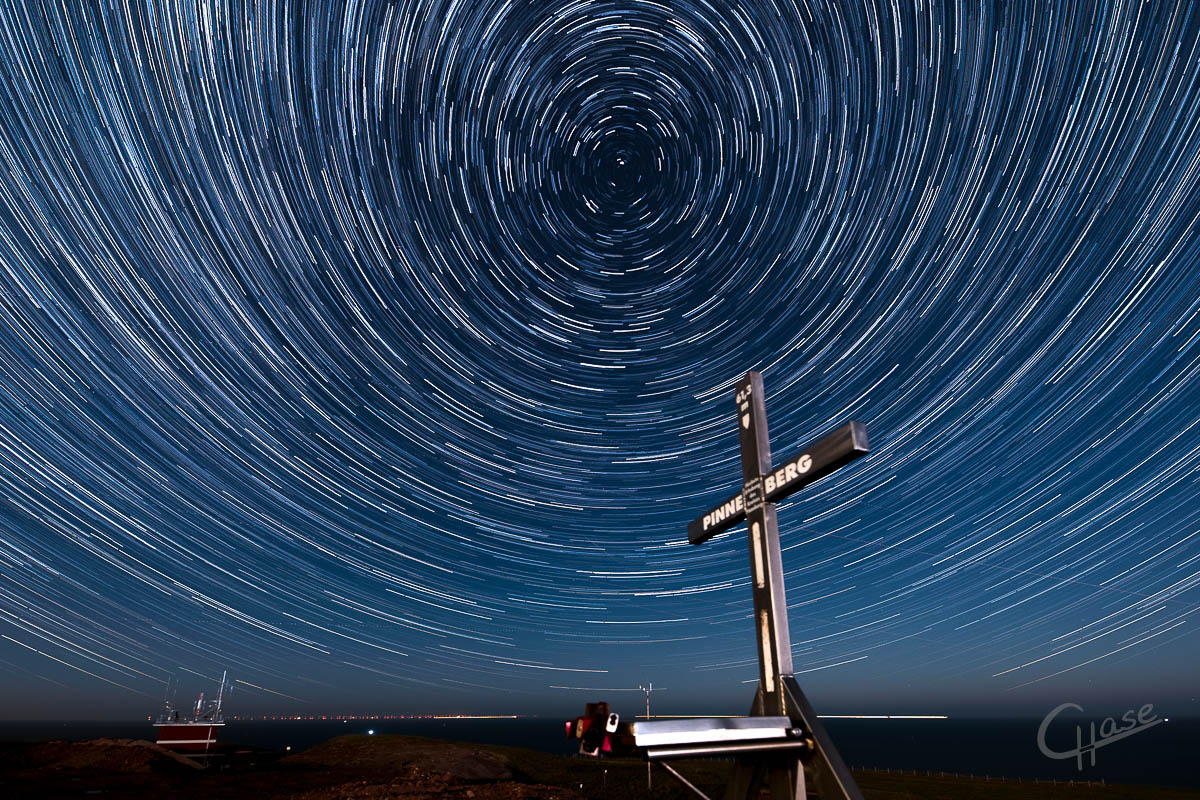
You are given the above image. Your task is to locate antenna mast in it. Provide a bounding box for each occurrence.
[639,683,653,790]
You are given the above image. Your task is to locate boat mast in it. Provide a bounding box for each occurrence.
[161,674,174,713]
[215,670,227,718]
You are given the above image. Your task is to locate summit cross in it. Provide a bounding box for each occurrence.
[689,370,869,800]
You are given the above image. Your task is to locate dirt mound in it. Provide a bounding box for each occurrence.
[279,737,584,799]
[286,763,581,799]
[0,737,201,774]
[288,735,514,781]
[0,735,585,799]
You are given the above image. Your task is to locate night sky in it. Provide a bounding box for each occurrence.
[1,1,1198,722]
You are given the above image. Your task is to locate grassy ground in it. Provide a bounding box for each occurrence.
[1,734,1191,799]
[480,743,1195,800]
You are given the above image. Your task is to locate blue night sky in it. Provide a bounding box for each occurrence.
[0,1,1198,722]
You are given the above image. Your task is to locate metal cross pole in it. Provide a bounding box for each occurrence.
[689,371,869,800]
[640,683,653,791]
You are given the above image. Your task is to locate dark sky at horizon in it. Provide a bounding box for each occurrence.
[1,1,1199,722]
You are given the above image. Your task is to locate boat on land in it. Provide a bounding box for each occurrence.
[153,671,227,756]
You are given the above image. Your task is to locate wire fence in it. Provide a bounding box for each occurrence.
[850,766,1109,788]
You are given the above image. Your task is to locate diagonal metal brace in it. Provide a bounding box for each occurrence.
[782,677,864,800]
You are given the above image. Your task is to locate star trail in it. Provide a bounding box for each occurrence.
[1,1,1199,718]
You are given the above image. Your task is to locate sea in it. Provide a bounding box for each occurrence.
[1,716,1194,789]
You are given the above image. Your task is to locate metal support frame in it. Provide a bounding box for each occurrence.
[656,761,714,800]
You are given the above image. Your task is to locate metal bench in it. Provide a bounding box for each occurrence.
[631,716,811,760]
[628,716,813,799]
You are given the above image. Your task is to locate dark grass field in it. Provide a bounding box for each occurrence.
[444,738,1193,800]
[1,735,1192,799]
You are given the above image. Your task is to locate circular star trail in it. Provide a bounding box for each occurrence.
[0,1,1198,715]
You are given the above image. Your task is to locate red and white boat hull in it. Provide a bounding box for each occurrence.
[154,722,224,752]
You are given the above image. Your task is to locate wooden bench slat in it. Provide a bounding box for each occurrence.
[630,716,800,747]
[644,738,811,761]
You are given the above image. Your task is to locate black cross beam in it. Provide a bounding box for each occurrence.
[688,371,869,800]
[688,420,868,546]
